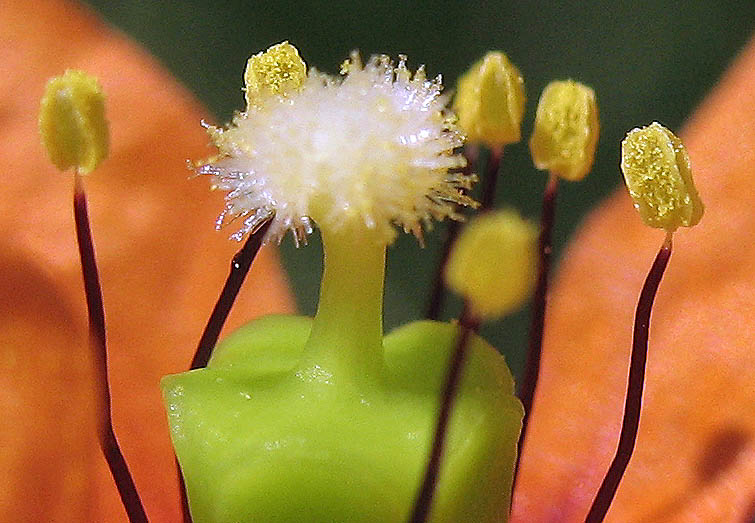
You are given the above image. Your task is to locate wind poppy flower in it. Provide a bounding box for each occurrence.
[1,1,753,521]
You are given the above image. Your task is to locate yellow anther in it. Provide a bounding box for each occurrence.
[453,51,525,147]
[445,210,538,319]
[621,122,704,231]
[244,41,307,108]
[529,80,599,181]
[39,70,109,174]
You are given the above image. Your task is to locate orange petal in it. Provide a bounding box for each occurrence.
[513,37,755,521]
[0,247,97,521]
[0,0,294,520]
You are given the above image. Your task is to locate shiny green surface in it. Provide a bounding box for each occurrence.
[162,316,523,522]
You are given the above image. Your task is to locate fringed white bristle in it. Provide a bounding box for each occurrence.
[197,53,474,245]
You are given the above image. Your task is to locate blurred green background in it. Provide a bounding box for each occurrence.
[84,0,753,382]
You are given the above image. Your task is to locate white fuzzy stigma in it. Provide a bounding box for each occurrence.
[198,53,475,245]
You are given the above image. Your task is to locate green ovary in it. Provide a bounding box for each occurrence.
[161,225,524,522]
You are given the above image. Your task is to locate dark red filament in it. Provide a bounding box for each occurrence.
[189,215,273,370]
[585,234,673,522]
[178,215,274,522]
[514,173,559,484]
[73,175,149,523]
[410,304,480,522]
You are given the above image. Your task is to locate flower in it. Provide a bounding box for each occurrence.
[3,1,754,521]
[198,49,473,245]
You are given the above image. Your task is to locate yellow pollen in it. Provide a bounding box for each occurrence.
[39,69,109,174]
[244,41,307,109]
[621,122,704,231]
[445,210,538,319]
[454,51,526,147]
[529,79,599,181]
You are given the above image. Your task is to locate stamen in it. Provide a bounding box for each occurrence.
[515,172,559,482]
[426,50,526,320]
[73,173,148,523]
[413,209,536,520]
[515,79,598,485]
[410,304,480,523]
[587,123,700,520]
[585,232,673,522]
[40,69,147,523]
[189,213,274,369]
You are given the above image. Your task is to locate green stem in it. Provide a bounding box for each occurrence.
[298,226,386,387]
